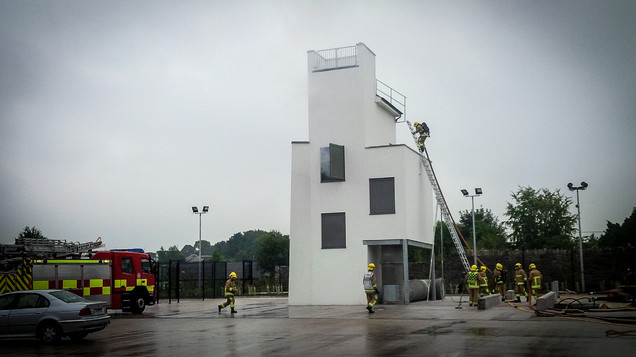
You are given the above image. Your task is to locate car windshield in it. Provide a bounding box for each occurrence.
[49,290,89,303]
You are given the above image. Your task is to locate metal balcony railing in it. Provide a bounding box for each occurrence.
[313,45,358,72]
[377,79,407,121]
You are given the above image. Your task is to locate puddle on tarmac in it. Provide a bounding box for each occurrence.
[469,327,491,336]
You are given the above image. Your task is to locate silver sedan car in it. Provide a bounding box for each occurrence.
[0,289,110,343]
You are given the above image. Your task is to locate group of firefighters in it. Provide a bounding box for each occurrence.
[363,262,543,313]
[220,260,542,314]
[465,262,543,307]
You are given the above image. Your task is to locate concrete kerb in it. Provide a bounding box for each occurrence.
[478,293,501,310]
[536,291,556,311]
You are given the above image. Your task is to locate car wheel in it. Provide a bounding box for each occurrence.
[131,295,146,314]
[39,321,62,344]
[69,332,88,341]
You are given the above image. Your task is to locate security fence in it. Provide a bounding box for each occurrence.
[156,260,288,302]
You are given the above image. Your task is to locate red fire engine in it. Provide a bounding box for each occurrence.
[0,238,156,314]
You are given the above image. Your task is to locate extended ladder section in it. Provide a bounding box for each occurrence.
[407,121,471,273]
[1,237,104,267]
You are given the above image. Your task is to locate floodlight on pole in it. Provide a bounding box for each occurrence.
[461,188,483,265]
[192,205,209,297]
[567,181,588,292]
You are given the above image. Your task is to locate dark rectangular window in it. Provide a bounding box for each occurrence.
[321,212,346,249]
[370,177,396,215]
[121,258,133,275]
[320,143,345,182]
[142,259,152,274]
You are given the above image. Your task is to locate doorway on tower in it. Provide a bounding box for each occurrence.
[363,239,441,304]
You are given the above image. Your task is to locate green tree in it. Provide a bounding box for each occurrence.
[181,244,196,258]
[254,231,289,277]
[434,221,457,259]
[157,245,185,262]
[214,230,266,261]
[504,186,577,250]
[16,226,46,240]
[598,207,636,248]
[210,250,226,262]
[194,240,214,256]
[458,208,509,250]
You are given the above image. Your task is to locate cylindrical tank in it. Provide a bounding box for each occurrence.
[409,278,445,302]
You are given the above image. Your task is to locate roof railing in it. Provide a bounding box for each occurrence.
[313,45,358,72]
[376,79,406,122]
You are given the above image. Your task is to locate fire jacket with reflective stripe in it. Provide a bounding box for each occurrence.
[493,269,504,284]
[225,278,237,296]
[528,269,542,289]
[478,271,488,287]
[363,271,376,291]
[466,271,479,288]
[515,268,527,285]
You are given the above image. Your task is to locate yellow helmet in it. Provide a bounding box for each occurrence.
[414,122,420,127]
[496,263,503,270]
[471,265,477,271]
[529,263,536,269]
[515,263,521,268]
[368,263,375,270]
[229,272,237,278]
[480,266,487,272]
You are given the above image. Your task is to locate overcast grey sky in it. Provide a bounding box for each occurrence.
[1,1,635,253]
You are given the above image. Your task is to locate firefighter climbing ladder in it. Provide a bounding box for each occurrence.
[407,121,471,273]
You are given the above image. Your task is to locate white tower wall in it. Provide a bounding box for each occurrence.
[290,43,433,305]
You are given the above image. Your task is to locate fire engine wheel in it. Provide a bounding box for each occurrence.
[38,321,62,344]
[131,295,146,314]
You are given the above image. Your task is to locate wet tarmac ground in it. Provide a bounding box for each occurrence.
[2,295,635,356]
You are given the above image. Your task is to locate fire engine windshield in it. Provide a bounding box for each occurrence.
[142,258,152,274]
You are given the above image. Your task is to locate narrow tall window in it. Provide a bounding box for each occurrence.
[320,143,345,182]
[370,177,396,215]
[321,212,346,249]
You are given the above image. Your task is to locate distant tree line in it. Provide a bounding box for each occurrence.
[157,229,289,280]
[434,186,635,263]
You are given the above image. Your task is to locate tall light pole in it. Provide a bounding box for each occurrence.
[192,205,209,294]
[461,188,482,266]
[567,182,588,292]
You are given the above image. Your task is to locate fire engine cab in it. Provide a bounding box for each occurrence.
[91,249,156,313]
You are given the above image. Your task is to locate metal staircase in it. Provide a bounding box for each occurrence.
[407,121,471,272]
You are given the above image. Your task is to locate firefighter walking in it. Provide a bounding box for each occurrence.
[466,265,480,306]
[363,263,378,313]
[528,263,543,306]
[514,263,528,302]
[478,266,490,297]
[218,272,238,314]
[493,263,506,301]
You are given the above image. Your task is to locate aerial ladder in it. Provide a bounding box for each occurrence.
[0,237,104,269]
[407,121,471,273]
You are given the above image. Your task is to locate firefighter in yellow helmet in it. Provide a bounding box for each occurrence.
[514,263,528,302]
[478,266,490,297]
[218,272,238,314]
[492,263,506,301]
[465,265,480,306]
[528,263,543,306]
[413,121,430,152]
[363,263,378,313]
